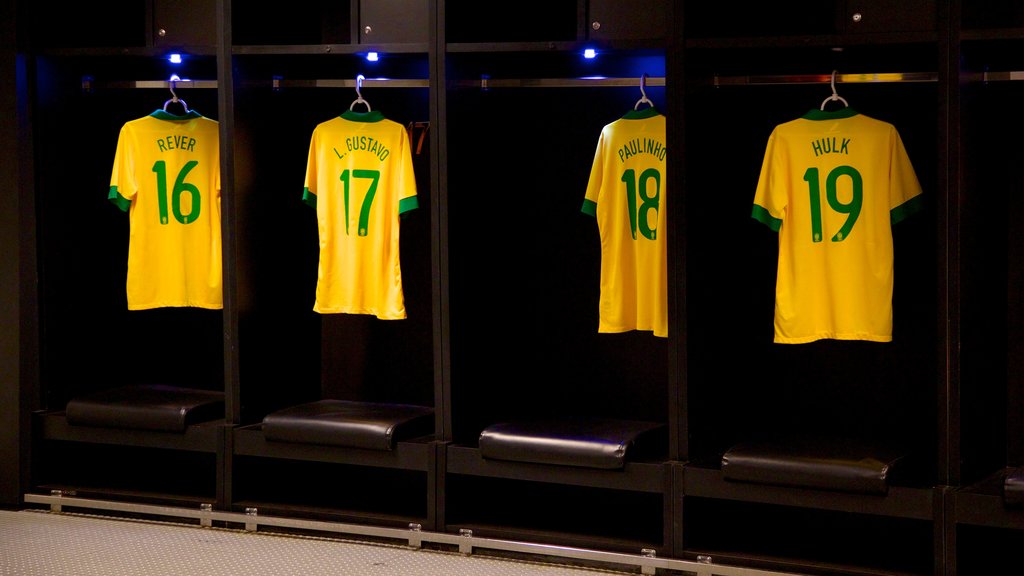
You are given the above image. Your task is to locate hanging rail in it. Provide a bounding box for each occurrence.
[81,78,218,93]
[458,76,666,89]
[82,78,431,92]
[81,71,1024,93]
[708,70,1024,85]
[962,70,1024,82]
[710,72,937,87]
[269,78,429,89]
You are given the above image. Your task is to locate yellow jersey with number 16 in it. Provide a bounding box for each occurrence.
[581,107,668,338]
[752,108,924,344]
[303,110,419,319]
[108,110,222,310]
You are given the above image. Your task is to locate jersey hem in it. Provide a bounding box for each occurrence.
[774,333,892,344]
[599,326,668,338]
[128,302,224,311]
[314,307,407,320]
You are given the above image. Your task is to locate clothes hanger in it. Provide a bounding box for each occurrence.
[349,74,371,111]
[162,75,189,114]
[820,70,849,110]
[634,73,654,110]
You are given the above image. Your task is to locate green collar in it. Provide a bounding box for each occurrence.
[622,107,661,120]
[802,107,859,121]
[341,109,386,122]
[150,109,203,120]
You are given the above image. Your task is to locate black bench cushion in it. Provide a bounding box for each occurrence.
[1004,467,1024,507]
[262,399,434,451]
[65,384,225,433]
[721,438,907,495]
[478,418,667,470]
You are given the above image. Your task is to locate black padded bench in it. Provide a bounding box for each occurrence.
[478,417,667,470]
[721,438,908,495]
[1004,466,1024,507]
[65,384,225,433]
[261,399,434,451]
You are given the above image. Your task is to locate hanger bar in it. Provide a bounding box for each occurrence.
[131,80,218,89]
[962,70,1024,82]
[711,72,937,86]
[459,76,666,89]
[255,78,428,90]
[311,78,428,88]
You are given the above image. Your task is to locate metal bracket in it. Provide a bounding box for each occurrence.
[244,507,258,532]
[48,490,63,512]
[199,503,213,527]
[407,523,423,549]
[458,528,474,555]
[640,548,657,575]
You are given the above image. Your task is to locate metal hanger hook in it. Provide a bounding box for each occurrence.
[350,74,372,111]
[168,74,180,102]
[163,74,188,113]
[820,69,849,110]
[634,73,654,110]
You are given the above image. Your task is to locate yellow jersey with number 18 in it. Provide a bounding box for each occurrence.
[581,107,668,338]
[108,110,222,310]
[752,108,924,344]
[303,110,419,319]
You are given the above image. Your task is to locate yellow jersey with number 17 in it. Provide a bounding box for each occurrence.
[581,107,668,338]
[108,110,222,310]
[303,110,419,319]
[752,108,924,344]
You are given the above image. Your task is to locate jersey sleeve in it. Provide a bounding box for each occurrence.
[107,124,136,212]
[396,124,419,215]
[581,129,607,217]
[751,128,785,232]
[888,127,925,224]
[302,127,319,208]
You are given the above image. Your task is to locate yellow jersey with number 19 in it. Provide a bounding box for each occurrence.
[752,108,924,344]
[108,110,222,310]
[303,110,419,319]
[581,107,668,338]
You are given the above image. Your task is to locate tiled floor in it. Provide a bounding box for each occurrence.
[0,509,633,576]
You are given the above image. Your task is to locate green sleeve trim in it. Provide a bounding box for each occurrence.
[891,194,925,225]
[399,195,419,215]
[302,188,317,208]
[751,204,781,232]
[581,198,597,217]
[108,186,131,212]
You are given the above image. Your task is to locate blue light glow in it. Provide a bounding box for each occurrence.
[366,52,379,62]
[168,53,182,64]
[583,48,597,59]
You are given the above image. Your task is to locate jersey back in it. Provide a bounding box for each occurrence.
[582,107,668,338]
[108,110,222,310]
[303,110,419,319]
[752,108,924,343]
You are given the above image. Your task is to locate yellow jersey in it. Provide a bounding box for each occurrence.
[108,110,222,310]
[582,107,668,338]
[303,110,419,319]
[752,108,924,343]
